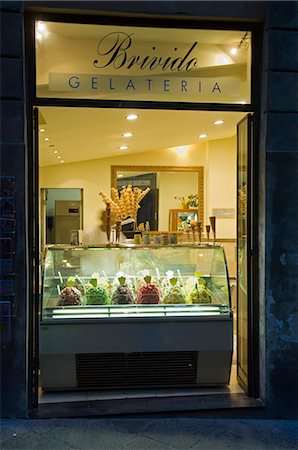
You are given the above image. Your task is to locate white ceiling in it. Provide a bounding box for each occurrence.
[38,107,247,167]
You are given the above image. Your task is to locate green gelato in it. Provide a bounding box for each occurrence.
[85,285,110,305]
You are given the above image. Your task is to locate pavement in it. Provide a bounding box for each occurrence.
[1,417,298,450]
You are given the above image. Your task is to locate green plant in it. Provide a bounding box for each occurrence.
[174,194,198,207]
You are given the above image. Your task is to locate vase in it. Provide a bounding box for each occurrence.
[181,202,190,209]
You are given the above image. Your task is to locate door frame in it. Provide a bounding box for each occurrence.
[236,113,258,396]
[25,8,263,411]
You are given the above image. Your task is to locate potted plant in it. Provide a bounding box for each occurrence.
[174,194,198,209]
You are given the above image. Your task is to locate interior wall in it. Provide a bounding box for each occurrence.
[40,143,207,236]
[206,135,237,238]
[40,136,237,239]
[158,172,199,230]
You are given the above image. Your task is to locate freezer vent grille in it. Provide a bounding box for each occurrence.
[76,351,198,389]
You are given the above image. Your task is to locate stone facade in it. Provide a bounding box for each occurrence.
[0,1,28,417]
[262,2,298,419]
[0,1,297,418]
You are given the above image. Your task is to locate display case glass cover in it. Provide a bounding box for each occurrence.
[42,244,231,321]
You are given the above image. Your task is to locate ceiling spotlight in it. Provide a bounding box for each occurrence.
[198,134,208,139]
[44,137,50,141]
[36,31,43,41]
[126,114,138,121]
[214,120,224,125]
[122,132,133,138]
[120,145,128,150]
[57,156,61,159]
[53,150,58,154]
[230,33,248,57]
[37,21,46,33]
[40,128,46,132]
[36,21,48,40]
[60,160,64,163]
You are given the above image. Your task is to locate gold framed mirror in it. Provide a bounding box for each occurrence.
[111,165,204,231]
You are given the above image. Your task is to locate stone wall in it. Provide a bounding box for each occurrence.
[0,1,28,416]
[262,2,298,418]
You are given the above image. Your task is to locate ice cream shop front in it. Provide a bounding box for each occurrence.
[31,16,259,412]
[1,1,298,419]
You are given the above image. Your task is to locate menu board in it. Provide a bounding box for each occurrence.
[0,177,16,344]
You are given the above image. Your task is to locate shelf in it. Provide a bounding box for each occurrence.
[43,303,231,320]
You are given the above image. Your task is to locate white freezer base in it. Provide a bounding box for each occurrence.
[40,317,233,391]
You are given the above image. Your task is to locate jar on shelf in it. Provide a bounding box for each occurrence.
[153,235,160,245]
[170,234,178,244]
[143,233,151,245]
[161,233,170,245]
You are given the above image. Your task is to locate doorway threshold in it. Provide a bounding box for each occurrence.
[33,364,264,418]
[32,388,263,419]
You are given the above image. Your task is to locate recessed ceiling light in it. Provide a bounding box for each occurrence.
[198,134,208,139]
[120,145,128,150]
[53,151,58,154]
[126,114,138,121]
[230,47,238,56]
[44,137,50,141]
[214,120,224,125]
[122,132,133,138]
[57,156,61,159]
[60,160,64,163]
[40,128,46,132]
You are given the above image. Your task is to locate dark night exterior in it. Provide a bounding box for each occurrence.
[0,1,297,419]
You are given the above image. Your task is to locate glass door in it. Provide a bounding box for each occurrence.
[237,114,253,395]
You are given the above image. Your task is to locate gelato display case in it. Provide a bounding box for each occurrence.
[40,244,233,391]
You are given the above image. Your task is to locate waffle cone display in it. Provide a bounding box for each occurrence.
[99,185,150,222]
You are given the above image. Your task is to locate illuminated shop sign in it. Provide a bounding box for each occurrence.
[38,24,250,102]
[49,73,239,96]
[48,31,240,96]
[92,32,199,72]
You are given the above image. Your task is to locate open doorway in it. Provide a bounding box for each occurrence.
[36,106,252,406]
[40,188,83,250]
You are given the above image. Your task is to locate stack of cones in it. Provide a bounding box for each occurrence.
[99,185,150,222]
